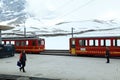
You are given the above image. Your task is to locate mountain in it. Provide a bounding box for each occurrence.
[0,0,27,24]
[1,19,120,37]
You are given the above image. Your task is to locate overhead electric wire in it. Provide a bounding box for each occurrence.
[55,0,95,21]
[54,0,78,17]
[34,0,76,26]
[55,0,71,10]
[32,0,95,26]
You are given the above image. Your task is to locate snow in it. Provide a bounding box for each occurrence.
[1,0,120,50]
[0,54,120,80]
[44,36,70,49]
[2,19,120,49]
[1,0,120,79]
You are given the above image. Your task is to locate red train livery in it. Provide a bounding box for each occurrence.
[70,36,120,57]
[2,37,45,53]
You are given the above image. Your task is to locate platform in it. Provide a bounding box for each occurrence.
[0,54,120,80]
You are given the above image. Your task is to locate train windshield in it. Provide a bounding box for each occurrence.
[71,39,75,48]
[38,39,44,45]
[72,39,75,45]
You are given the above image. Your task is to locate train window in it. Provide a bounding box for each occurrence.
[2,41,4,44]
[95,40,98,46]
[38,40,44,45]
[16,41,20,46]
[89,40,93,46]
[104,39,106,46]
[105,39,111,46]
[38,40,41,45]
[72,39,75,45]
[6,41,10,44]
[100,39,104,46]
[79,40,82,46]
[113,40,116,46]
[117,39,120,46]
[11,41,15,45]
[79,40,85,46]
[21,41,26,46]
[26,41,28,45]
[32,41,36,46]
[113,39,120,46]
[71,39,75,48]
[93,40,95,46]
[85,40,88,46]
[41,40,44,45]
[115,39,117,46]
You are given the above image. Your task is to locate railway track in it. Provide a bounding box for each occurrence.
[40,50,71,56]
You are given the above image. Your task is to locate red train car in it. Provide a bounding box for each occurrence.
[69,36,120,57]
[2,37,45,53]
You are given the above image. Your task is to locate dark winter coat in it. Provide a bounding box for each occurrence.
[19,52,26,66]
[20,52,26,62]
[106,49,110,58]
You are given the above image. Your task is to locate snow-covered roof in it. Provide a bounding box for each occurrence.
[0,25,14,30]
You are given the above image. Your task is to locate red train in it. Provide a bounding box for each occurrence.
[2,37,45,53]
[69,36,120,57]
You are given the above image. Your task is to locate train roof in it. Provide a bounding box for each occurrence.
[2,37,44,40]
[71,35,120,39]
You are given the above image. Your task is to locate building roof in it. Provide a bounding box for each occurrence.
[0,25,14,30]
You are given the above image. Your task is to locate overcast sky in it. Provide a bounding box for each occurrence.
[25,0,120,25]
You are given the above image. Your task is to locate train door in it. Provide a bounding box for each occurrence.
[70,38,76,55]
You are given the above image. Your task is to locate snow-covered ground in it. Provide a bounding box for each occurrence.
[0,54,120,80]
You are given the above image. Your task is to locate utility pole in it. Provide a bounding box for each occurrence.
[24,22,26,37]
[71,27,75,38]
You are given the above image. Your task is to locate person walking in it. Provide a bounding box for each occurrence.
[19,50,27,72]
[105,47,110,63]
